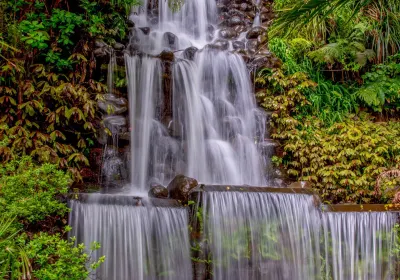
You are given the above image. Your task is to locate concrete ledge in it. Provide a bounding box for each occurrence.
[322,204,400,212]
[193,184,317,195]
[68,193,183,208]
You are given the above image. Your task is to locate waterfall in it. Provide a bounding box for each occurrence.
[69,195,192,280]
[126,0,267,190]
[197,190,398,280]
[322,212,397,280]
[199,191,322,280]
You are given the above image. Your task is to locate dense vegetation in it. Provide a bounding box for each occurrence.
[0,0,140,277]
[257,0,400,204]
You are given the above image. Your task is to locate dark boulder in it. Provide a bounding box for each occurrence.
[183,47,198,60]
[219,28,237,39]
[167,175,198,203]
[149,184,169,198]
[246,26,266,39]
[139,27,150,35]
[163,32,179,50]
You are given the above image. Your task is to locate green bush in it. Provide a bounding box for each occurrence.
[278,119,400,204]
[25,232,104,280]
[0,157,71,223]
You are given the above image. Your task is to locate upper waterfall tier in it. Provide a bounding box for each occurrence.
[129,0,217,52]
[124,0,270,191]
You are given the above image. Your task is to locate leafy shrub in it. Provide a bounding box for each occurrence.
[354,56,400,113]
[0,157,71,223]
[279,119,400,204]
[25,232,104,280]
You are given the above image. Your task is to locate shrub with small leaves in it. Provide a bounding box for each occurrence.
[0,157,71,223]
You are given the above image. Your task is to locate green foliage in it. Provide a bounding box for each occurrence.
[0,157,71,223]
[0,217,31,280]
[25,233,104,280]
[354,56,400,112]
[278,119,400,204]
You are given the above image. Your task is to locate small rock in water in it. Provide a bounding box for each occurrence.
[232,40,245,51]
[163,32,179,51]
[139,27,150,35]
[183,47,198,60]
[127,19,135,28]
[148,184,169,198]
[213,39,229,50]
[167,175,198,203]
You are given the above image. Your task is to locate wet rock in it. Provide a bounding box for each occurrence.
[103,115,127,134]
[258,140,277,156]
[94,47,108,57]
[249,55,278,70]
[167,175,198,203]
[233,25,247,34]
[98,94,128,115]
[247,11,256,19]
[127,20,135,28]
[113,42,125,51]
[213,39,229,50]
[183,47,198,60]
[289,181,312,189]
[160,50,174,61]
[217,3,228,13]
[261,12,275,22]
[233,40,245,51]
[219,28,237,39]
[247,26,266,39]
[258,33,268,45]
[247,39,260,54]
[148,184,169,198]
[95,39,107,48]
[163,32,179,51]
[102,148,127,188]
[139,27,150,35]
[228,16,243,26]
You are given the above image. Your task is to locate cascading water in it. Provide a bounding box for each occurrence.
[196,189,398,280]
[322,212,397,280]
[199,191,322,280]
[126,0,267,190]
[69,195,192,280]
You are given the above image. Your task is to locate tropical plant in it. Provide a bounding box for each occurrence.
[0,217,31,280]
[273,0,400,63]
